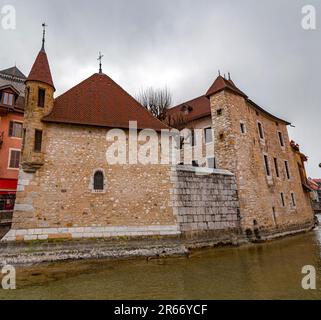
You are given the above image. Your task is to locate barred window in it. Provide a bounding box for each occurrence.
[94,171,104,191]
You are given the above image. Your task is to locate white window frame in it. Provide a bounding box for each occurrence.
[7,148,21,170]
[2,92,14,106]
[257,121,265,142]
[204,127,213,145]
[240,121,246,134]
[9,120,23,139]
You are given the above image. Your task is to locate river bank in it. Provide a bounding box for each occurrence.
[0,228,321,300]
[0,223,315,266]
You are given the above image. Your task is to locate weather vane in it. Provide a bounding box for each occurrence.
[98,52,104,74]
[42,22,48,50]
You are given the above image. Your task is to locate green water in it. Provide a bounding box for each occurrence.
[1,228,321,300]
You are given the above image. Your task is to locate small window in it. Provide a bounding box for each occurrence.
[191,130,196,147]
[207,157,216,169]
[285,161,291,179]
[274,158,279,178]
[291,193,296,207]
[38,88,46,108]
[240,122,246,134]
[272,207,277,226]
[179,137,185,150]
[192,160,199,167]
[2,92,14,106]
[9,121,23,138]
[34,129,43,152]
[204,127,213,144]
[22,128,26,151]
[94,171,104,191]
[26,87,30,104]
[9,150,21,169]
[278,131,285,147]
[258,122,264,140]
[264,155,271,176]
[280,193,285,207]
[217,109,222,116]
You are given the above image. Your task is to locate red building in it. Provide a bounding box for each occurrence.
[0,66,26,211]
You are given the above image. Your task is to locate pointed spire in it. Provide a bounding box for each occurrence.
[41,23,47,51]
[97,52,104,74]
[26,23,55,90]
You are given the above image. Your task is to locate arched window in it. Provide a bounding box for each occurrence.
[93,171,104,191]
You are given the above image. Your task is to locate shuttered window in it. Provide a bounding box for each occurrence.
[8,121,23,138]
[9,150,21,169]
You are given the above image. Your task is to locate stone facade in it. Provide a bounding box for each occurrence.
[10,123,177,233]
[209,90,314,233]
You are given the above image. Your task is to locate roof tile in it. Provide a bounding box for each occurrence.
[43,73,168,130]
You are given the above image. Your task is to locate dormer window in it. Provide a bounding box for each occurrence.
[181,105,193,115]
[2,92,14,106]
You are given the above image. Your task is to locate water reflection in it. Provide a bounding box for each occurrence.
[1,229,321,300]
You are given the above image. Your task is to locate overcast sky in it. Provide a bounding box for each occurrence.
[0,0,320,177]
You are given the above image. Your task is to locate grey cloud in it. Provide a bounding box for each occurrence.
[0,0,320,176]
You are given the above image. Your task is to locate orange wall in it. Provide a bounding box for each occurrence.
[0,112,23,179]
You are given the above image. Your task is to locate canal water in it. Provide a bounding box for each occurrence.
[1,227,321,300]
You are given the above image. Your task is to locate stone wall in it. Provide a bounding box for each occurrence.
[3,123,179,241]
[209,90,314,233]
[171,166,240,237]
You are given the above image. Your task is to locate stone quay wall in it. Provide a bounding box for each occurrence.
[171,166,241,238]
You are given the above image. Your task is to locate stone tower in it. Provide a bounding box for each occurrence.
[206,75,314,233]
[21,33,55,173]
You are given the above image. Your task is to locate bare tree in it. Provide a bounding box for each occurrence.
[137,87,172,121]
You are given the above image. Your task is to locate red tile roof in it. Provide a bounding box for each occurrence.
[169,75,290,126]
[26,49,55,89]
[167,95,210,123]
[206,75,248,98]
[43,73,169,130]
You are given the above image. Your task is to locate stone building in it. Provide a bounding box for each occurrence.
[169,74,314,235]
[0,67,26,213]
[1,32,314,242]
